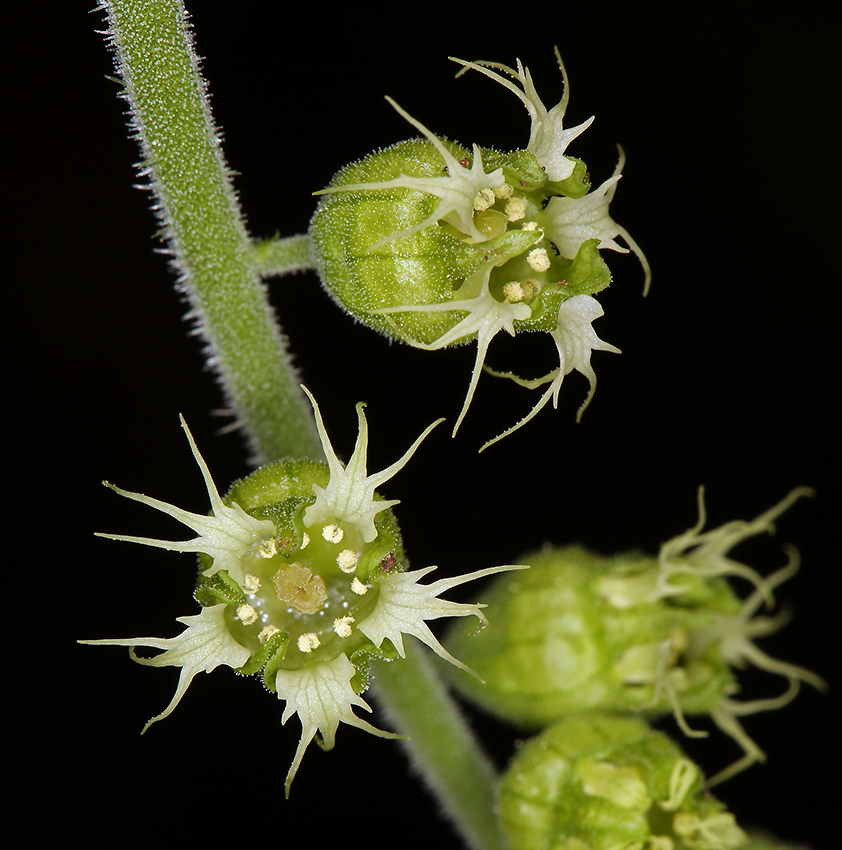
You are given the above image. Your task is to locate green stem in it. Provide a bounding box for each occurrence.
[255,234,315,278]
[104,3,501,846]
[373,643,503,850]
[104,0,320,464]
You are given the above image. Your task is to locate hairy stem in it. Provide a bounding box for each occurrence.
[255,234,315,278]
[103,3,500,845]
[373,643,503,850]
[103,0,320,464]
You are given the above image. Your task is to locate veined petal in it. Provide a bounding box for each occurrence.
[451,47,594,183]
[96,415,276,584]
[658,487,816,602]
[275,653,400,796]
[301,387,443,542]
[552,294,621,421]
[482,294,619,451]
[539,148,651,294]
[358,564,528,679]
[376,256,533,436]
[79,604,250,733]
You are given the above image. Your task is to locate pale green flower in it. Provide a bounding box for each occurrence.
[83,392,524,793]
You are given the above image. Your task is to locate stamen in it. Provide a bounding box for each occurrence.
[297,633,320,653]
[333,616,355,638]
[236,604,258,626]
[322,524,344,544]
[337,549,360,573]
[350,578,368,595]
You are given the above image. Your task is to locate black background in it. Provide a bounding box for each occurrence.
[14,3,838,848]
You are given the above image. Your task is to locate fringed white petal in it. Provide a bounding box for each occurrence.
[301,387,443,542]
[451,47,594,183]
[79,604,250,733]
[275,653,400,796]
[96,416,276,584]
[358,564,528,679]
[481,294,619,451]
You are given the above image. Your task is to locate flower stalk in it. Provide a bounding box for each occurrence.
[102,0,319,464]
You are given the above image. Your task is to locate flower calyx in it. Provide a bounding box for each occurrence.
[497,714,747,850]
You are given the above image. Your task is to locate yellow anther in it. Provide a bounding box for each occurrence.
[333,616,355,638]
[236,604,259,626]
[256,537,278,558]
[505,196,527,221]
[527,247,550,272]
[473,188,497,212]
[337,549,360,573]
[297,633,320,653]
[322,524,344,543]
[258,624,280,643]
[503,281,525,302]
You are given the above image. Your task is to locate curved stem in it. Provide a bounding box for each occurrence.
[102,4,500,846]
[103,0,320,464]
[373,642,502,850]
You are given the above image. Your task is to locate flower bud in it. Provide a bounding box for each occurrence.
[309,51,649,446]
[498,713,747,850]
[445,489,825,783]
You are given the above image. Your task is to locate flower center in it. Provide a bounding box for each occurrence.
[227,519,382,663]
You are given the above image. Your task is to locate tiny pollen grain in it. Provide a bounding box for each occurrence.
[244,573,261,593]
[337,549,360,573]
[236,604,259,626]
[333,616,355,638]
[505,196,527,221]
[322,524,344,543]
[258,624,280,643]
[297,633,321,653]
[527,247,551,272]
[350,577,368,596]
[494,183,514,199]
[522,221,538,231]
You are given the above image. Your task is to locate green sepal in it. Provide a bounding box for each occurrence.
[224,458,326,519]
[356,521,406,584]
[348,640,399,693]
[235,629,290,686]
[194,570,246,607]
[544,156,591,199]
[480,147,547,194]
[512,239,612,334]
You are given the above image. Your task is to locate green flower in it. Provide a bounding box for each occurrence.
[497,713,747,850]
[81,390,524,794]
[445,489,825,785]
[309,52,648,447]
